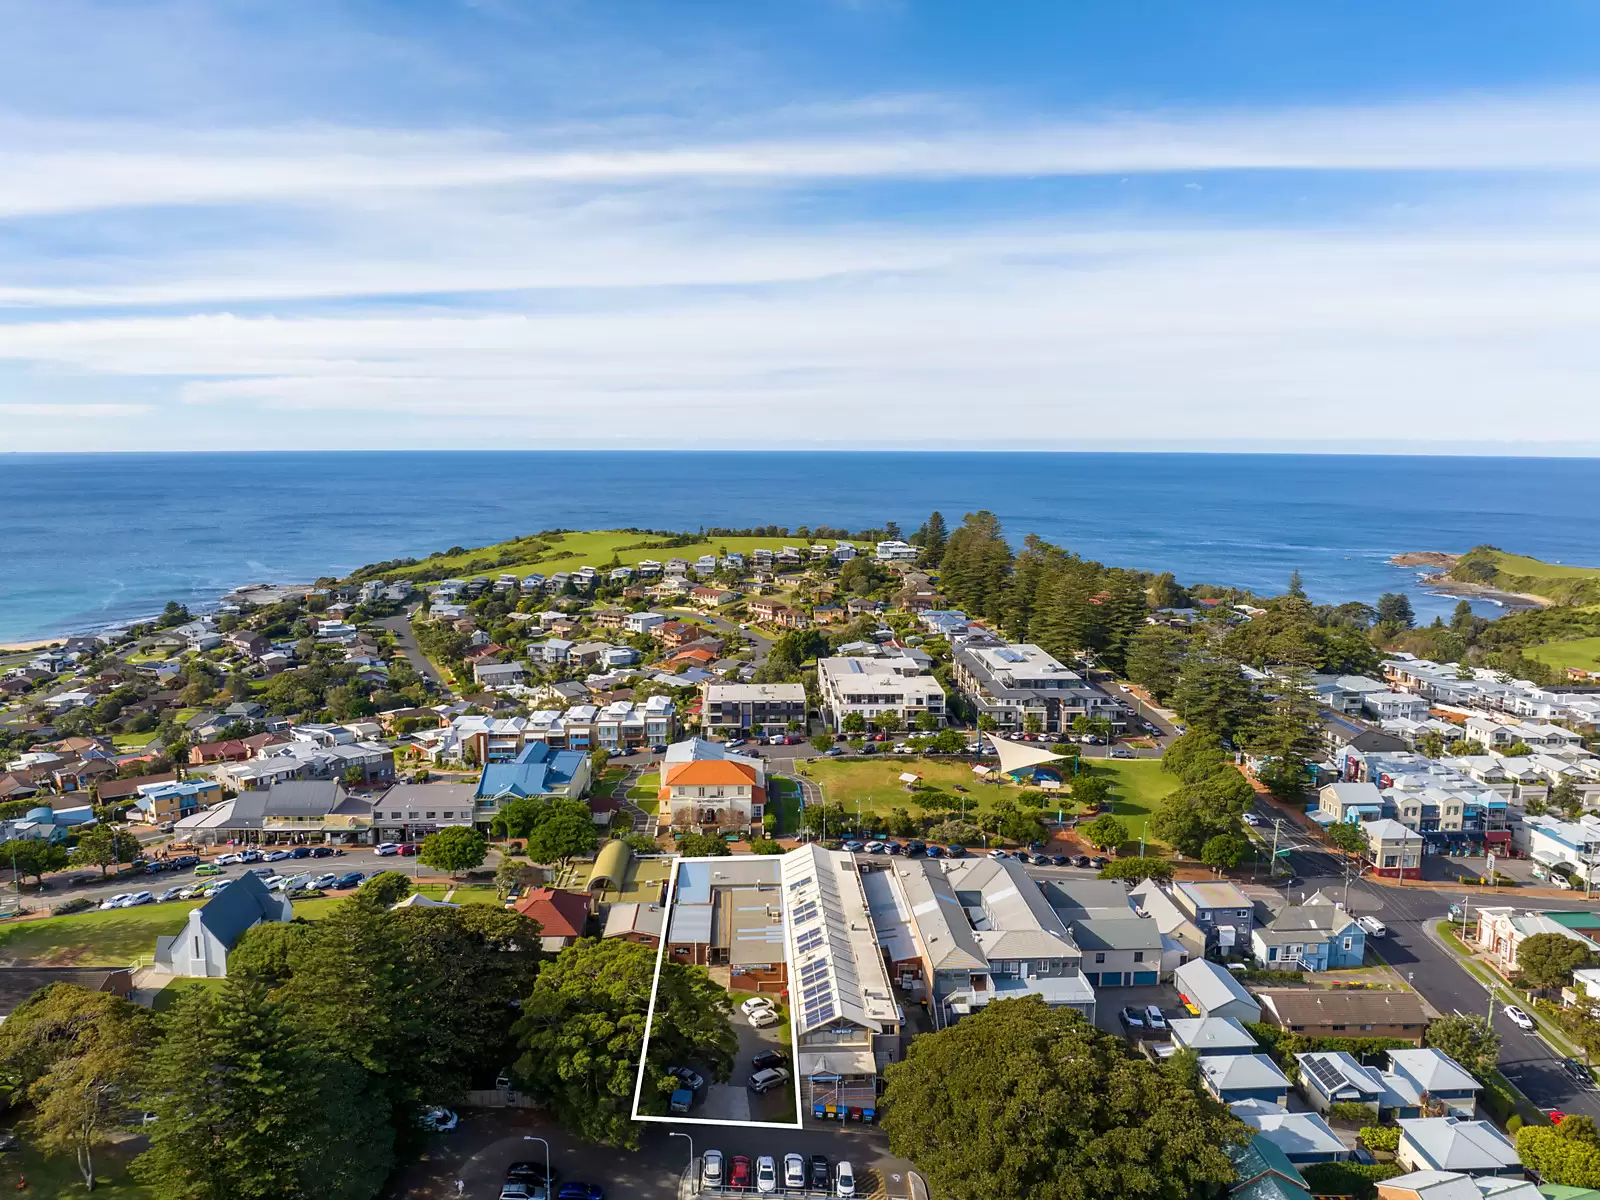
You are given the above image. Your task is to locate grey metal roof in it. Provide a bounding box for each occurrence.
[1069,916,1164,953]
[195,872,287,949]
[1397,1119,1520,1172]
[1169,1016,1258,1052]
[1202,1053,1289,1093]
[1176,958,1261,1015]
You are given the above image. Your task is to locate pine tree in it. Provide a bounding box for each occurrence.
[1244,666,1322,797]
[1287,569,1306,600]
[916,510,948,567]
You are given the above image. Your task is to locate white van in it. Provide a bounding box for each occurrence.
[1356,915,1387,937]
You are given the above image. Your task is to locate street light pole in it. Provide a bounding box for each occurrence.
[669,1130,694,1179]
[522,1136,550,1193]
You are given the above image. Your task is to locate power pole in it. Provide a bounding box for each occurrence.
[1270,819,1283,879]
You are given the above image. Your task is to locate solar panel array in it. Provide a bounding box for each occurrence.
[782,850,864,1034]
[1303,1054,1352,1095]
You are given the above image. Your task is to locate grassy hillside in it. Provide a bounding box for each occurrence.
[1525,636,1600,672]
[352,528,820,584]
[1449,546,1600,605]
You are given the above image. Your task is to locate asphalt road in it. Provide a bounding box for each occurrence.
[379,612,444,685]
[1290,866,1600,1121]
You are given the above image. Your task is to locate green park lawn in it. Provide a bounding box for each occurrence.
[1482,550,1600,581]
[1526,636,1600,671]
[447,886,503,906]
[385,529,807,582]
[112,731,159,750]
[0,902,203,966]
[799,755,1176,847]
[628,771,661,802]
[591,766,629,798]
[0,893,359,967]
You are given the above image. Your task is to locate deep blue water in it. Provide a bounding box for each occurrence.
[3,451,1599,643]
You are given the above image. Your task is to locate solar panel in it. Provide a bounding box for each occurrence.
[1304,1056,1350,1094]
[807,1002,836,1024]
[788,877,813,891]
[795,928,824,954]
[791,901,819,925]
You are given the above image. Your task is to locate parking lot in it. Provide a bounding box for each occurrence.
[697,1000,800,1124]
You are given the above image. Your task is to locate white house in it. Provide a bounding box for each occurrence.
[153,872,292,978]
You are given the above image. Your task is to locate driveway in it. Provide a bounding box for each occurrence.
[699,1002,797,1123]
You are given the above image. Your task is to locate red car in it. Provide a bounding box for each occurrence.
[398,844,419,857]
[729,1155,751,1190]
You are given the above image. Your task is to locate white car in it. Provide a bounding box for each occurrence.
[741,995,777,1018]
[1505,1005,1536,1031]
[755,1155,778,1195]
[784,1154,805,1190]
[375,842,402,856]
[1241,813,1259,826]
[123,891,154,907]
[749,1007,781,1029]
[214,853,242,866]
[836,1160,857,1198]
[1144,1005,1168,1030]
[701,1150,724,1190]
[99,893,133,911]
[1356,915,1387,938]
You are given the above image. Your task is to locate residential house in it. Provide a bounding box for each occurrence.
[1171,880,1257,957]
[1387,1049,1484,1119]
[1169,1016,1259,1057]
[133,779,222,824]
[1174,958,1262,1022]
[1318,781,1387,824]
[1239,1108,1353,1166]
[513,887,590,952]
[1365,818,1424,879]
[1251,893,1365,971]
[1226,1138,1316,1200]
[94,772,177,805]
[474,743,591,827]
[1396,1119,1521,1178]
[1128,878,1206,970]
[875,540,920,562]
[154,872,293,977]
[1379,1172,1543,1200]
[603,902,665,947]
[702,682,808,736]
[1201,1054,1292,1106]
[747,599,808,629]
[1257,989,1429,1044]
[656,738,766,835]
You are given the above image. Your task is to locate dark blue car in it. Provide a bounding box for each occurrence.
[557,1185,604,1200]
[333,871,364,889]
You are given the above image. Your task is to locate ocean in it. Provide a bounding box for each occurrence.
[3,451,1599,644]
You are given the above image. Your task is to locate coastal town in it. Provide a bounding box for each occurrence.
[7,521,1600,1199]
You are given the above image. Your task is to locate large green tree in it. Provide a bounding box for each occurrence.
[1080,814,1128,852]
[675,831,732,857]
[1171,654,1258,742]
[68,826,144,877]
[1,837,70,885]
[1124,626,1188,704]
[939,511,1014,621]
[1424,1014,1500,1081]
[1516,932,1593,989]
[511,939,735,1146]
[135,980,392,1200]
[0,983,156,1190]
[881,998,1244,1200]
[417,825,488,875]
[520,799,600,865]
[1244,667,1323,797]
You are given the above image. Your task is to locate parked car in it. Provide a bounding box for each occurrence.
[836,1160,857,1198]
[741,995,777,1018]
[289,847,313,859]
[754,1155,777,1195]
[556,1185,603,1200]
[1110,748,1133,758]
[417,1106,458,1132]
[784,1154,805,1190]
[375,843,401,856]
[702,1150,724,1189]
[99,893,133,911]
[810,1155,830,1191]
[214,853,242,866]
[1072,855,1090,868]
[667,1066,704,1092]
[194,863,223,876]
[749,1007,781,1028]
[170,855,199,868]
[1563,1058,1594,1087]
[281,873,314,892]
[143,860,170,874]
[750,1050,790,1075]
[1144,1005,1168,1030]
[156,886,186,902]
[176,884,206,899]
[264,876,287,891]
[749,1067,791,1093]
[237,850,262,863]
[863,841,884,853]
[1505,1005,1536,1031]
[944,845,966,857]
[1090,856,1110,869]
[505,1161,559,1193]
[263,849,293,862]
[1118,1006,1146,1031]
[1241,813,1260,826]
[310,873,339,890]
[991,849,1009,859]
[729,1156,751,1191]
[124,890,154,907]
[333,871,364,889]
[1050,854,1069,866]
[309,845,340,858]
[399,844,419,856]
[669,1087,694,1115]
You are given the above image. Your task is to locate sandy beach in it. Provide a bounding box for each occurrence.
[0,638,64,653]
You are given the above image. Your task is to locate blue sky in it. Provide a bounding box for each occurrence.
[2,0,1600,451]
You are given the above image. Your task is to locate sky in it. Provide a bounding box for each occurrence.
[2,0,1600,452]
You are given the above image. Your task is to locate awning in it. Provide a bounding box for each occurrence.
[798,1049,877,1078]
[1485,830,1512,841]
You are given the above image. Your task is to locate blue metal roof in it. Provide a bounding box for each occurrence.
[475,741,584,799]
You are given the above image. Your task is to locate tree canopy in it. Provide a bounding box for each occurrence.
[417,825,488,875]
[1517,1118,1600,1188]
[880,998,1245,1200]
[511,939,734,1146]
[1424,1013,1500,1081]
[1516,932,1593,989]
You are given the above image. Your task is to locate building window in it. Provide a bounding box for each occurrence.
[1343,936,1353,951]
[1133,951,1144,963]
[1094,952,1105,964]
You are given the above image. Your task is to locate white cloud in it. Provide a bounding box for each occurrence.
[2,92,1600,218]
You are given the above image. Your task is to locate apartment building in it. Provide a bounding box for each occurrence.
[952,642,1128,734]
[702,682,808,736]
[816,655,945,732]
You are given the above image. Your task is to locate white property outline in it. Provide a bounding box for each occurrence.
[631,854,804,1130]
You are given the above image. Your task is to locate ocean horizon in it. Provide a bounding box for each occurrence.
[4,450,1599,643]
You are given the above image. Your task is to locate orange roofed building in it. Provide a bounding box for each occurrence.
[512,887,590,952]
[657,738,767,836]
